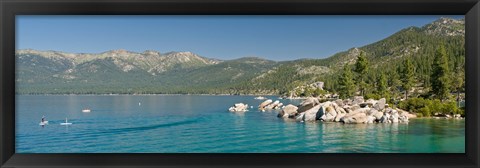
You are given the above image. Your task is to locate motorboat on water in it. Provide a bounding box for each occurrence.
[254,96,267,100]
[60,118,72,125]
[82,108,91,113]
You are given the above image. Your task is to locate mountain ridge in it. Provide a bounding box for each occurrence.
[16,17,465,95]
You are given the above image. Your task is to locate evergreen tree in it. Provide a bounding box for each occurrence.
[431,45,451,101]
[388,67,402,104]
[338,65,355,99]
[453,59,465,107]
[354,51,369,96]
[377,71,388,98]
[400,58,415,99]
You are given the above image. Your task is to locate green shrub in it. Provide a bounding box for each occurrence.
[365,93,381,100]
[416,111,425,117]
[397,97,461,117]
[398,97,429,113]
[418,106,431,117]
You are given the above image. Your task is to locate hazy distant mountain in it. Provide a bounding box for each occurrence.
[16,17,465,95]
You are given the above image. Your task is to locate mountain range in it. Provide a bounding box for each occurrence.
[16,17,465,95]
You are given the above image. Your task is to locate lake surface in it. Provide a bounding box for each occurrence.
[16,95,465,153]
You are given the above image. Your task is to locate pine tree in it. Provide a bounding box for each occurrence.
[354,51,369,96]
[431,45,451,101]
[400,58,415,99]
[338,65,355,99]
[453,58,465,107]
[388,67,401,104]
[377,71,388,98]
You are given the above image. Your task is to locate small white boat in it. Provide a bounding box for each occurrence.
[254,96,266,100]
[82,108,91,113]
[60,118,72,125]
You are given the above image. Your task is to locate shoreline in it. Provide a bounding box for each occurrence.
[16,93,282,96]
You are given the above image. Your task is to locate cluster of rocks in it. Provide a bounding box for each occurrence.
[277,96,416,124]
[228,103,249,112]
[434,113,463,119]
[258,99,284,111]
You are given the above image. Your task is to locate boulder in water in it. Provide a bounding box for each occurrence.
[366,116,376,123]
[259,99,273,109]
[321,105,337,122]
[399,115,409,123]
[229,103,249,112]
[379,113,391,123]
[274,103,284,109]
[303,104,322,122]
[334,113,346,122]
[296,112,305,122]
[341,112,367,124]
[298,97,320,113]
[265,100,280,110]
[277,104,298,118]
[373,112,384,120]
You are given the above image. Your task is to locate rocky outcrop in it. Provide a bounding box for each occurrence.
[374,98,386,111]
[274,103,284,109]
[259,99,285,111]
[277,104,298,118]
[297,97,320,113]
[352,96,364,105]
[277,96,414,124]
[320,105,337,122]
[229,103,249,112]
[302,105,322,122]
[259,99,273,109]
[265,100,281,110]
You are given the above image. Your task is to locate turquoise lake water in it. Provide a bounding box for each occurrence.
[15,95,465,153]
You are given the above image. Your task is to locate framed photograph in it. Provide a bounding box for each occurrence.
[1,0,479,167]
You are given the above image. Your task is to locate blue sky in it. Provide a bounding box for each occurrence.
[16,15,463,61]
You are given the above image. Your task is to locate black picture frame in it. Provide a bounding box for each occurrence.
[1,0,479,167]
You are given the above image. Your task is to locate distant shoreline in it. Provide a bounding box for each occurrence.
[15,93,282,96]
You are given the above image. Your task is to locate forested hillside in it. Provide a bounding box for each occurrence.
[16,17,465,108]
